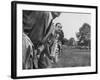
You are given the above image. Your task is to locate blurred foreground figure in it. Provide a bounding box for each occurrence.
[23,11,61,68]
[23,11,60,44]
[22,32,38,69]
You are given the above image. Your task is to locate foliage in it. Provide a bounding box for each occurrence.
[62,38,68,45]
[76,23,91,48]
[68,37,75,46]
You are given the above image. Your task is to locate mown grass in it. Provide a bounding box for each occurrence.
[52,45,91,68]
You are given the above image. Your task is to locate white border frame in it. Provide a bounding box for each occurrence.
[16,2,97,77]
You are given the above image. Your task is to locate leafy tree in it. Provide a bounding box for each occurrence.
[68,37,75,46]
[62,38,68,45]
[76,23,91,48]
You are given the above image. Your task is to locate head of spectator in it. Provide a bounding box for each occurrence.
[55,23,62,31]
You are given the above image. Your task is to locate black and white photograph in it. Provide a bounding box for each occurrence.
[11,1,97,79]
[22,10,91,69]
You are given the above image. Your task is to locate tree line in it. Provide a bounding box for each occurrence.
[62,23,91,49]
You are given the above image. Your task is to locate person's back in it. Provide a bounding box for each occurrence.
[22,32,34,69]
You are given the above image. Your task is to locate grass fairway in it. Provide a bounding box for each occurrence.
[52,45,91,68]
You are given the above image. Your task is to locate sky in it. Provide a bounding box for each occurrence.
[55,12,91,40]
